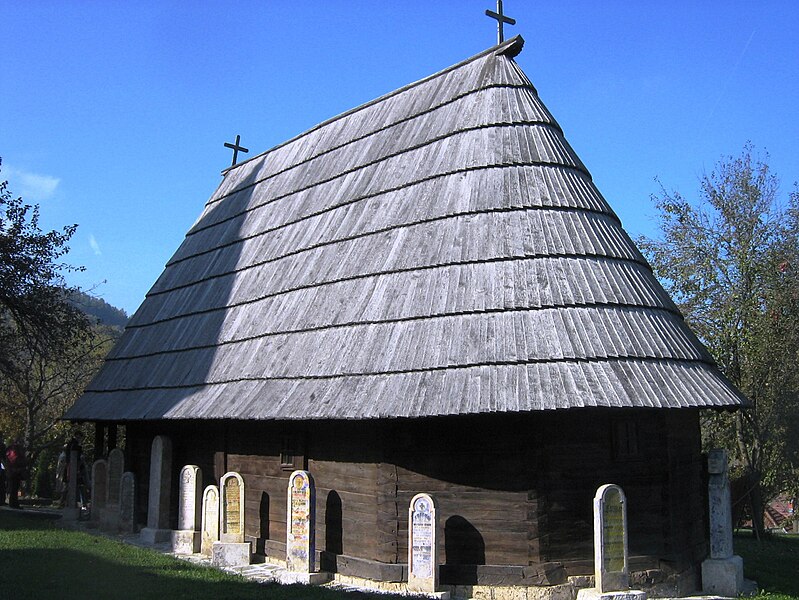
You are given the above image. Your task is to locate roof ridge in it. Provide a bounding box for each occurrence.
[221,36,526,175]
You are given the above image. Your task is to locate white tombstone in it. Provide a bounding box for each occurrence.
[577,484,645,600]
[140,435,173,544]
[702,450,744,596]
[201,485,220,556]
[102,448,124,530]
[408,493,440,594]
[211,472,250,567]
[283,470,328,584]
[119,472,136,533]
[90,459,108,525]
[171,465,202,554]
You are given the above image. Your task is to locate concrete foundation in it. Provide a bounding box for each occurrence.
[211,541,251,567]
[702,555,744,597]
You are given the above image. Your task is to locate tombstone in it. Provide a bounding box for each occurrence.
[283,470,328,584]
[172,465,202,554]
[701,450,745,596]
[90,459,108,525]
[119,472,136,533]
[62,449,81,520]
[102,448,124,530]
[211,472,250,567]
[577,484,645,600]
[408,493,440,594]
[201,485,220,556]
[140,435,173,544]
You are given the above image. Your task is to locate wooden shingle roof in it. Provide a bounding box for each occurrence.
[66,36,747,422]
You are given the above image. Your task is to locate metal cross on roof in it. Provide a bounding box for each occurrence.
[485,1,516,44]
[224,134,249,167]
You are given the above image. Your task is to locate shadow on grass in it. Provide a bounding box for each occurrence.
[0,510,411,600]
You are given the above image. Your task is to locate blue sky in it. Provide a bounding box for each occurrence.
[2,1,797,316]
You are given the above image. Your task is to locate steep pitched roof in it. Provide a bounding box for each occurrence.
[67,36,747,422]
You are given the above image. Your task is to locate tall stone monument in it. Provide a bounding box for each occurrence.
[172,465,202,554]
[577,484,645,600]
[119,472,136,533]
[90,459,108,526]
[140,435,173,544]
[62,448,81,521]
[408,493,441,595]
[201,484,220,556]
[284,470,328,584]
[212,472,251,567]
[701,449,744,596]
[103,448,124,530]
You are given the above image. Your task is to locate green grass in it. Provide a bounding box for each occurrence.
[735,531,799,600]
[0,509,407,600]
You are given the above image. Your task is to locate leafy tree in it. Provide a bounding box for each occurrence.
[0,157,101,476]
[640,144,799,537]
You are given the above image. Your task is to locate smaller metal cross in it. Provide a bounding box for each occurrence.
[485,0,516,44]
[224,134,249,167]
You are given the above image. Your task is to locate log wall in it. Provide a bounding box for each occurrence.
[122,408,706,585]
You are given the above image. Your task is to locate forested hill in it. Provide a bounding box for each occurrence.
[69,290,129,330]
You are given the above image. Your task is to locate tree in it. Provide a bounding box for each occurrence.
[0,157,96,472]
[640,144,799,537]
[0,158,89,377]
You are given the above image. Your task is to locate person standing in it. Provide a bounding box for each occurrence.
[0,434,7,506]
[5,439,28,509]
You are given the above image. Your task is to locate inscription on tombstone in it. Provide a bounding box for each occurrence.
[119,472,135,533]
[178,465,202,531]
[594,484,629,593]
[286,470,315,573]
[408,493,438,593]
[201,485,220,556]
[107,448,124,506]
[220,472,245,544]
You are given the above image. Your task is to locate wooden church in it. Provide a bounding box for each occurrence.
[67,35,747,594]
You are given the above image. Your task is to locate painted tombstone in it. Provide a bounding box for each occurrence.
[178,465,202,531]
[107,448,125,506]
[119,472,136,533]
[220,472,245,543]
[91,459,108,519]
[408,493,438,593]
[201,485,220,556]
[594,484,629,593]
[286,470,315,573]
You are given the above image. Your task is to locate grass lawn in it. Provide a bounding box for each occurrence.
[735,531,799,600]
[0,509,408,600]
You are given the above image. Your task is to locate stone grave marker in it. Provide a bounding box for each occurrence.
[103,448,124,530]
[62,448,80,520]
[286,470,314,572]
[701,449,744,596]
[107,448,124,505]
[90,459,108,524]
[212,472,250,567]
[577,484,645,600]
[283,470,327,584]
[172,465,202,554]
[408,493,439,594]
[119,472,136,533]
[140,435,172,544]
[201,485,220,556]
[595,484,628,593]
[220,471,245,543]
